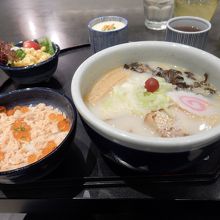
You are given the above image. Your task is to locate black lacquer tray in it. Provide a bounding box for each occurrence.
[0,47,220,212]
[1,111,220,199]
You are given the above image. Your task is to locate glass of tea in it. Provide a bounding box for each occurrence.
[174,0,219,21]
[165,16,211,49]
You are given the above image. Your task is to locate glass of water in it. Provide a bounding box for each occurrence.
[143,0,174,30]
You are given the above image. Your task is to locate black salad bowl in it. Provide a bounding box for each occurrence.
[0,42,60,84]
[0,88,76,184]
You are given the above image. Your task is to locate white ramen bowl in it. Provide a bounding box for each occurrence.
[71,41,220,154]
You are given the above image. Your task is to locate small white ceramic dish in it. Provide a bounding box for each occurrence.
[71,41,220,154]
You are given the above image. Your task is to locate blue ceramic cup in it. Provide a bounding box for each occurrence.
[165,16,211,50]
[88,16,128,53]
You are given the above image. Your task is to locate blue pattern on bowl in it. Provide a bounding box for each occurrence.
[88,16,128,53]
[165,16,211,49]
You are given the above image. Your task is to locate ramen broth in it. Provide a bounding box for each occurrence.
[85,62,220,138]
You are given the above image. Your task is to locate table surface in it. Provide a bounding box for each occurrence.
[0,0,220,213]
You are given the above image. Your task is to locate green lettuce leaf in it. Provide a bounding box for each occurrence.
[37,37,55,55]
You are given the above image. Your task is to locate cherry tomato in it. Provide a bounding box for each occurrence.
[145,77,159,92]
[23,40,40,50]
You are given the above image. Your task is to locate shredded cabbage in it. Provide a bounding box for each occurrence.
[99,75,173,117]
[136,77,172,112]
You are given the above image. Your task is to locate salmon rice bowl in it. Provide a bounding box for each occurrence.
[0,103,70,172]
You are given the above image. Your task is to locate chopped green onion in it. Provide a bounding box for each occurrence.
[15,49,26,60]
[14,126,26,132]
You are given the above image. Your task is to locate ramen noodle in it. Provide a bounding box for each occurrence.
[85,62,220,138]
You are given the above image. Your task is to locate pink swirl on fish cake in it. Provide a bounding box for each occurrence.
[179,95,208,112]
[167,91,216,116]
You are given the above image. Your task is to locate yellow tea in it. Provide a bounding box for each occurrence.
[174,0,218,21]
